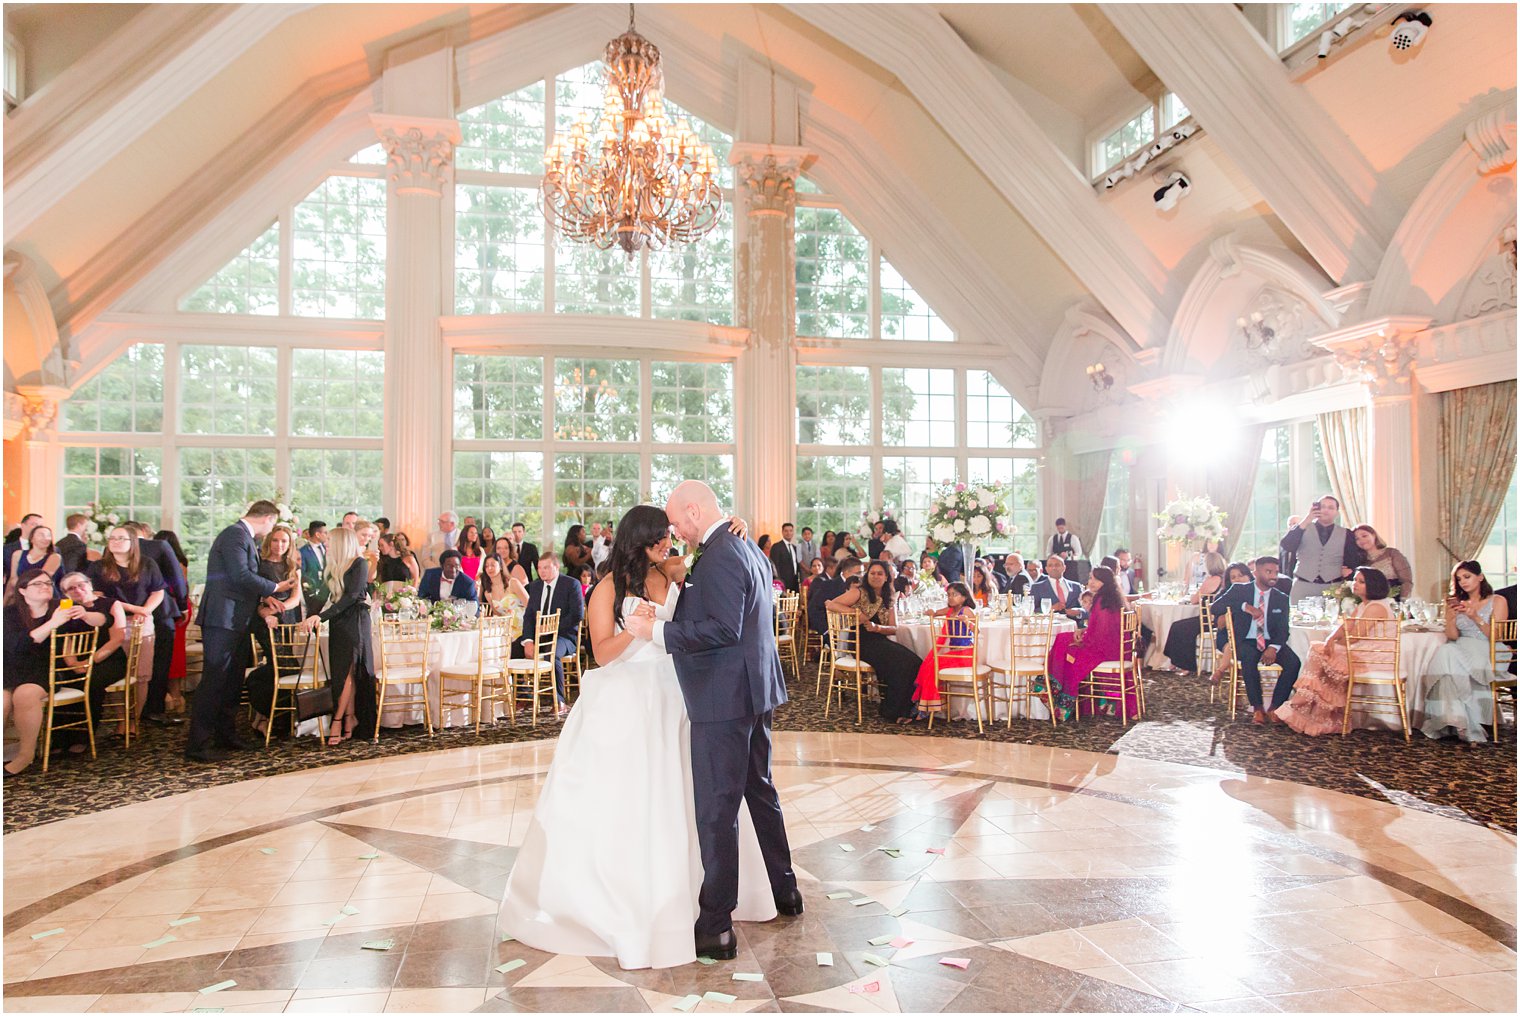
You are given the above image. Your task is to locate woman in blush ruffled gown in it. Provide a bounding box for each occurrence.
[1276,567,1394,736]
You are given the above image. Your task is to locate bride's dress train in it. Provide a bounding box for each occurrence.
[498,587,776,970]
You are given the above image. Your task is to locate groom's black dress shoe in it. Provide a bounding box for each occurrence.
[695,929,737,960]
[774,887,805,916]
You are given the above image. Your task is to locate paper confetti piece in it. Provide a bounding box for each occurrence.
[358,852,380,859]
[361,939,395,951]
[849,897,877,907]
[816,952,833,966]
[732,972,764,982]
[672,995,702,1013]
[500,933,515,943]
[925,847,946,855]
[939,956,971,970]
[191,1009,224,1013]
[825,891,852,899]
[861,952,889,967]
[889,906,910,918]
[695,955,718,965]
[839,844,855,852]
[495,958,526,974]
[703,991,737,1004]
[258,848,277,855]
[848,981,882,994]
[859,823,876,831]
[339,905,360,916]
[30,928,64,940]
[168,915,201,927]
[868,934,894,946]
[199,980,237,994]
[322,913,347,926]
[142,934,177,949]
[889,936,913,949]
[877,847,902,858]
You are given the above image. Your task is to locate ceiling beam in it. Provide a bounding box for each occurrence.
[1100,2,1396,285]
[783,3,1172,348]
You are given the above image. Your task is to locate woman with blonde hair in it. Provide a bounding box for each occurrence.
[300,527,375,745]
[1160,551,1230,673]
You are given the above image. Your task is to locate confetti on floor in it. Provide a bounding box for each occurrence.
[199,980,237,994]
[29,928,63,940]
[495,959,526,974]
[168,915,201,927]
[141,935,176,949]
[703,990,737,1004]
[258,848,277,855]
[849,897,877,907]
[816,952,833,966]
[859,823,876,831]
[825,891,852,899]
[889,936,913,949]
[361,939,395,951]
[861,952,889,967]
[839,844,855,852]
[939,956,971,970]
[868,934,894,946]
[696,956,718,966]
[925,847,946,855]
[672,995,701,1013]
[732,972,764,982]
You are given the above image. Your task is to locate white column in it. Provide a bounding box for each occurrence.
[372,45,459,544]
[732,143,809,535]
[14,384,68,525]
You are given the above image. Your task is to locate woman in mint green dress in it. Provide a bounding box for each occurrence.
[1415,561,1508,742]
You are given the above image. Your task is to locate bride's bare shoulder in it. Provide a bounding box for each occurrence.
[588,577,616,615]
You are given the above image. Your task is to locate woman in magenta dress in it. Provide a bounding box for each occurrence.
[1047,565,1129,719]
[457,523,485,581]
[911,581,976,721]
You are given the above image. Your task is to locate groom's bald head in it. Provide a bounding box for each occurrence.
[666,480,723,545]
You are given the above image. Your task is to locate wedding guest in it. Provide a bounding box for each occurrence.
[419,550,479,602]
[1417,561,1507,742]
[56,514,91,574]
[354,520,382,583]
[826,560,922,722]
[300,527,375,745]
[835,531,866,561]
[574,563,596,599]
[867,521,887,562]
[802,557,826,597]
[479,554,528,616]
[457,523,485,581]
[1047,518,1083,562]
[971,560,998,607]
[154,528,194,712]
[129,521,189,727]
[392,531,424,584]
[422,511,460,570]
[770,522,801,593]
[1012,557,1042,597]
[911,581,976,723]
[88,526,167,712]
[244,526,304,737]
[1047,566,1128,720]
[480,526,497,560]
[375,518,391,536]
[562,524,593,574]
[3,513,43,586]
[1161,552,1230,673]
[809,556,858,644]
[590,522,611,568]
[509,521,540,583]
[518,551,585,717]
[1501,583,1519,676]
[376,533,413,590]
[341,511,359,530]
[495,536,530,585]
[300,521,330,611]
[1182,537,1225,595]
[1277,567,1395,736]
[57,571,129,743]
[1278,519,1301,581]
[1078,590,1095,612]
[919,552,947,589]
[881,520,912,563]
[1211,557,1301,724]
[6,524,61,595]
[797,527,819,570]
[936,541,966,584]
[1352,525,1413,599]
[1279,496,1357,602]
[993,554,1019,593]
[1115,548,1138,596]
[817,531,836,563]
[1029,556,1084,619]
[893,558,922,598]
[3,571,81,775]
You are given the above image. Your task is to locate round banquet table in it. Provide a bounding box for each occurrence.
[1137,600,1199,670]
[1284,623,1449,733]
[894,613,1078,722]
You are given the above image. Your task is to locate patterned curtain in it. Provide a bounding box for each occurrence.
[1208,423,1269,559]
[1074,449,1113,559]
[1316,406,1371,525]
[1440,380,1517,561]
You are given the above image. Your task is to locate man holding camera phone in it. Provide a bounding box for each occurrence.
[1278,496,1359,603]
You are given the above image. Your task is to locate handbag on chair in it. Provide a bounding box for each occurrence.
[296,685,334,722]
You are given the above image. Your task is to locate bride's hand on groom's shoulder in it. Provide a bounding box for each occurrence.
[727,516,749,540]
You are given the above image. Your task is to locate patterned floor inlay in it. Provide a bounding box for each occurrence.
[4,732,1516,1012]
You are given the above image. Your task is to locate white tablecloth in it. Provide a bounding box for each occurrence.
[1285,623,1448,732]
[894,615,1077,722]
[1138,601,1198,669]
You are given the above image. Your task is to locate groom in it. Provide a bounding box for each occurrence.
[626,481,802,960]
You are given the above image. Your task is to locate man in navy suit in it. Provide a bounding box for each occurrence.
[625,481,800,962]
[516,551,584,712]
[936,541,966,583]
[1028,555,1086,620]
[419,550,479,602]
[1212,557,1302,724]
[130,521,190,727]
[188,501,290,761]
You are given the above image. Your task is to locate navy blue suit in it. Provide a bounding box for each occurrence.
[137,536,188,717]
[660,527,795,938]
[191,521,277,750]
[1212,580,1301,710]
[936,543,965,584]
[516,575,584,703]
[418,568,478,603]
[1029,575,1085,619]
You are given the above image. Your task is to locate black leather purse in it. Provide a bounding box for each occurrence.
[296,685,334,721]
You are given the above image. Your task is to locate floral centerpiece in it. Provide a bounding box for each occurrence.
[925,481,1011,551]
[855,506,897,543]
[83,501,122,544]
[1321,580,1359,614]
[429,598,473,632]
[1153,494,1228,546]
[381,584,422,618]
[271,489,301,531]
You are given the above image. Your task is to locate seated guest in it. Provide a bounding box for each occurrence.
[516,552,586,718]
[825,560,922,722]
[994,554,1021,593]
[1161,553,1231,673]
[1011,557,1042,596]
[1277,567,1395,737]
[1114,548,1138,596]
[4,571,82,774]
[1047,566,1128,720]
[1501,584,1518,676]
[970,560,998,607]
[918,552,946,589]
[56,571,130,743]
[1352,525,1413,600]
[1416,560,1507,742]
[1183,538,1225,595]
[377,533,418,589]
[808,556,859,642]
[892,558,922,597]
[911,581,976,721]
[1211,557,1301,725]
[1029,556,1084,620]
[478,554,528,616]
[6,524,62,595]
[419,550,479,602]
[1078,590,1094,612]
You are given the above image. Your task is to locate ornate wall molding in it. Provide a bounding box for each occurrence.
[4,250,68,387]
[1311,315,1432,398]
[371,114,461,198]
[1456,224,1518,319]
[12,384,70,434]
[1465,109,1518,175]
[732,143,809,218]
[4,391,26,442]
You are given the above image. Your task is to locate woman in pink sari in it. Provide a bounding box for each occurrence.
[1047,566,1128,720]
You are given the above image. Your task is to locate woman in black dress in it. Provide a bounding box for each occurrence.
[300,527,376,745]
[826,560,924,722]
[5,524,63,595]
[245,526,306,736]
[377,533,414,587]
[391,531,423,585]
[562,524,593,574]
[1162,557,1244,674]
[57,570,129,744]
[3,571,80,775]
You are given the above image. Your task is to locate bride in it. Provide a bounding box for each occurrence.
[498,506,777,970]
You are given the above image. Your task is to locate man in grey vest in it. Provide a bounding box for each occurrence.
[1278,495,1360,602]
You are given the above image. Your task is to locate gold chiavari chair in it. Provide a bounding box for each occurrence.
[1081,607,1144,724]
[247,624,317,747]
[1219,610,1282,719]
[100,618,146,747]
[376,618,433,743]
[43,630,98,771]
[930,612,993,732]
[1489,618,1518,739]
[1197,596,1222,701]
[1343,613,1408,741]
[800,583,823,662]
[439,614,516,733]
[989,614,1058,728]
[507,609,561,727]
[560,619,586,701]
[824,611,875,723]
[775,592,801,679]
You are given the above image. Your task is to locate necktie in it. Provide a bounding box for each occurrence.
[540,579,552,616]
[1256,588,1267,651]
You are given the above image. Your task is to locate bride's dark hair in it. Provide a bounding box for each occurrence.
[612,505,673,630]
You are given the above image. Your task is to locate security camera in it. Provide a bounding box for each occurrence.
[1389,11,1431,53]
[1153,171,1190,212]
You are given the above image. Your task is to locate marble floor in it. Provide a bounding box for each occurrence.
[3,732,1515,1014]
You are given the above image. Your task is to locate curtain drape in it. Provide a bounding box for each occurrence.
[1440,380,1517,562]
[1316,406,1371,525]
[1208,423,1269,559]
[1074,449,1113,559]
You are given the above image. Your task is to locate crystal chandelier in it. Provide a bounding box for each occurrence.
[541,6,723,258]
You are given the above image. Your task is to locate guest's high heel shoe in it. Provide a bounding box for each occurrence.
[341,715,356,741]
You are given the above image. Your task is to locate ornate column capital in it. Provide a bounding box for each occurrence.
[13,384,70,436]
[370,113,462,198]
[1311,315,1433,399]
[730,143,812,217]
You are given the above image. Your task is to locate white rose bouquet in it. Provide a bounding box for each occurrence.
[855,506,897,543]
[1154,494,1227,546]
[924,481,1011,547]
[271,488,301,530]
[84,501,121,544]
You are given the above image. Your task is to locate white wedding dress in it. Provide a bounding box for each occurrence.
[498,585,777,969]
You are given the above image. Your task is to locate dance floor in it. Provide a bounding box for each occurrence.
[3,732,1515,1013]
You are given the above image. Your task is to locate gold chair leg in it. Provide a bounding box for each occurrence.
[1396,680,1410,742]
[855,673,863,725]
[372,680,386,745]
[1341,677,1354,736]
